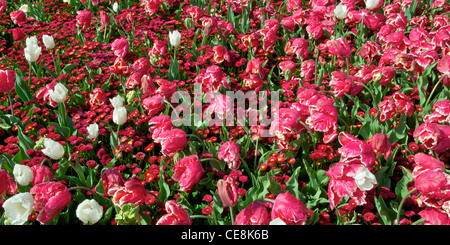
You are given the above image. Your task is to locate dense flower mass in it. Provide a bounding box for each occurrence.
[0,0,449,227]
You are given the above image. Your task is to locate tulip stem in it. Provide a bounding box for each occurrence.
[190,215,213,220]
[396,187,416,225]
[229,206,235,225]
[424,75,444,108]
[7,92,15,126]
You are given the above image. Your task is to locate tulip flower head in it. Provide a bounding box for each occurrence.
[169,30,181,49]
[2,192,34,225]
[42,34,55,50]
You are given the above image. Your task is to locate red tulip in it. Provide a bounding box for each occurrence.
[30,181,71,224]
[271,192,310,225]
[89,88,107,107]
[0,69,15,93]
[172,155,204,192]
[10,10,26,25]
[11,28,25,41]
[217,176,238,207]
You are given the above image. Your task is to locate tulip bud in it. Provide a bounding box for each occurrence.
[112,2,119,12]
[217,176,238,207]
[86,123,99,139]
[367,133,391,160]
[334,4,348,20]
[2,192,34,225]
[41,138,65,160]
[48,83,68,103]
[169,30,181,49]
[13,164,33,186]
[42,34,55,50]
[115,203,142,225]
[76,199,103,225]
[184,17,195,29]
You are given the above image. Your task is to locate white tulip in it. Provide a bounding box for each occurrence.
[353,167,377,191]
[41,138,65,160]
[110,95,124,108]
[3,192,34,225]
[25,36,38,47]
[169,30,181,48]
[42,34,55,50]
[48,83,68,103]
[76,199,103,225]
[112,2,119,12]
[334,4,348,20]
[23,43,42,62]
[86,123,99,139]
[19,4,29,13]
[269,217,287,225]
[113,106,127,125]
[365,0,380,10]
[13,164,33,186]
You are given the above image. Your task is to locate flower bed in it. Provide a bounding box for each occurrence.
[0,0,450,226]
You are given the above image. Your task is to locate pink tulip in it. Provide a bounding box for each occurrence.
[424,100,450,124]
[30,181,71,224]
[413,153,450,211]
[366,133,392,160]
[142,94,165,116]
[172,155,204,192]
[437,55,450,76]
[109,178,147,207]
[234,201,270,225]
[0,169,17,202]
[212,45,230,64]
[284,38,309,60]
[10,10,26,25]
[218,141,241,170]
[279,60,296,75]
[111,38,129,57]
[155,128,187,157]
[31,164,54,185]
[418,207,450,225]
[271,192,310,225]
[76,11,92,30]
[156,200,192,225]
[413,123,450,154]
[148,114,174,140]
[326,161,368,210]
[338,132,376,167]
[217,176,238,207]
[101,167,125,197]
[89,88,107,107]
[326,38,352,59]
[0,69,15,93]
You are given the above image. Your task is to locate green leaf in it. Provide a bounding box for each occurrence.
[285,166,302,198]
[374,195,397,225]
[14,71,33,103]
[158,163,170,203]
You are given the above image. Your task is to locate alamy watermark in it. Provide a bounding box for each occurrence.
[169,84,280,138]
